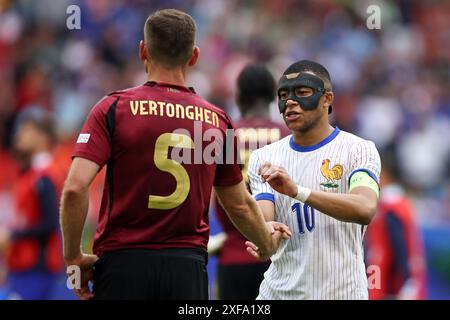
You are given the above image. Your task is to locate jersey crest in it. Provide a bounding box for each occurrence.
[320,159,343,189]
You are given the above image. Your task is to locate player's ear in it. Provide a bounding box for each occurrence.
[323,91,334,109]
[139,40,148,62]
[139,40,150,73]
[187,46,200,67]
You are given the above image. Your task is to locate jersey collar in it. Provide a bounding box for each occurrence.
[145,81,196,94]
[289,127,340,152]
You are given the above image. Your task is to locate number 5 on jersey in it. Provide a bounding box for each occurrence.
[148,133,194,210]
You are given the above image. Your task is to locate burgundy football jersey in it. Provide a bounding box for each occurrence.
[216,117,290,265]
[73,81,243,256]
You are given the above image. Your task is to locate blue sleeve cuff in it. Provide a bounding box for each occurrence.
[348,168,379,187]
[254,192,275,203]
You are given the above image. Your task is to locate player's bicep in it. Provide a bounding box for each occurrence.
[350,185,378,205]
[349,174,379,223]
[64,157,100,192]
[349,170,379,198]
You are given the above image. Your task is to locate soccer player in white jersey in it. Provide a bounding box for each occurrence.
[245,60,381,300]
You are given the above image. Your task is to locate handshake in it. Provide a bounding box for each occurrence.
[246,221,292,261]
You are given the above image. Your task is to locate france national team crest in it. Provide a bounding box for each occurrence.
[320,159,343,189]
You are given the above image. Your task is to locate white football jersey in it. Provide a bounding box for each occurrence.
[248,127,381,300]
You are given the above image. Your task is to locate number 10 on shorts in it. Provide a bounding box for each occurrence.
[291,202,315,234]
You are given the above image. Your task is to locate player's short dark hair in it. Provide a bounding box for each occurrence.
[283,60,332,91]
[237,64,275,111]
[144,9,196,69]
[380,144,402,182]
[16,107,57,145]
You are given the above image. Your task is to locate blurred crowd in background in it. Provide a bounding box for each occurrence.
[0,0,449,299]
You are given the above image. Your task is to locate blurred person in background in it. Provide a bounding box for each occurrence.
[210,64,290,299]
[365,147,427,300]
[0,107,65,300]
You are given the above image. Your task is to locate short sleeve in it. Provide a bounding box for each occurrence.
[72,96,117,167]
[348,140,381,186]
[248,150,275,203]
[213,116,243,187]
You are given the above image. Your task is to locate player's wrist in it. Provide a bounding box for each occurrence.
[63,249,83,265]
[286,181,298,198]
[294,185,311,203]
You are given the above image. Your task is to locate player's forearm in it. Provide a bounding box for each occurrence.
[60,183,90,262]
[217,187,273,254]
[305,190,377,225]
[227,195,273,252]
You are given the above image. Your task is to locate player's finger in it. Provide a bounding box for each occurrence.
[78,287,90,299]
[261,164,280,178]
[78,285,94,300]
[74,289,81,299]
[271,222,292,236]
[260,166,273,179]
[266,171,281,182]
[274,227,292,238]
[272,230,284,242]
[274,229,290,241]
[74,288,86,300]
[246,247,261,259]
[245,241,259,252]
[266,223,275,234]
[80,291,94,300]
[276,230,291,240]
[258,162,272,175]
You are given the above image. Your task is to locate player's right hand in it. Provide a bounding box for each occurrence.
[246,221,291,260]
[259,162,298,198]
[65,253,98,300]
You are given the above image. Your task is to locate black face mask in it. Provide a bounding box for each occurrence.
[277,73,331,114]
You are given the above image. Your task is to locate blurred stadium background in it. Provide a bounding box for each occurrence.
[0,0,449,299]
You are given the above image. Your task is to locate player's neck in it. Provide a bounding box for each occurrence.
[292,121,334,147]
[241,101,271,119]
[147,65,187,87]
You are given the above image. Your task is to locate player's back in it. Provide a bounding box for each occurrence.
[74,81,242,256]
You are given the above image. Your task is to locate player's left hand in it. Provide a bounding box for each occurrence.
[65,253,98,300]
[259,162,297,198]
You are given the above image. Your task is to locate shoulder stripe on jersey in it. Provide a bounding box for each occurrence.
[347,168,379,186]
[254,192,275,203]
[289,127,340,152]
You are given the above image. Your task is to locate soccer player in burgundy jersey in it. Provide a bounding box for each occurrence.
[211,65,290,299]
[60,9,291,300]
